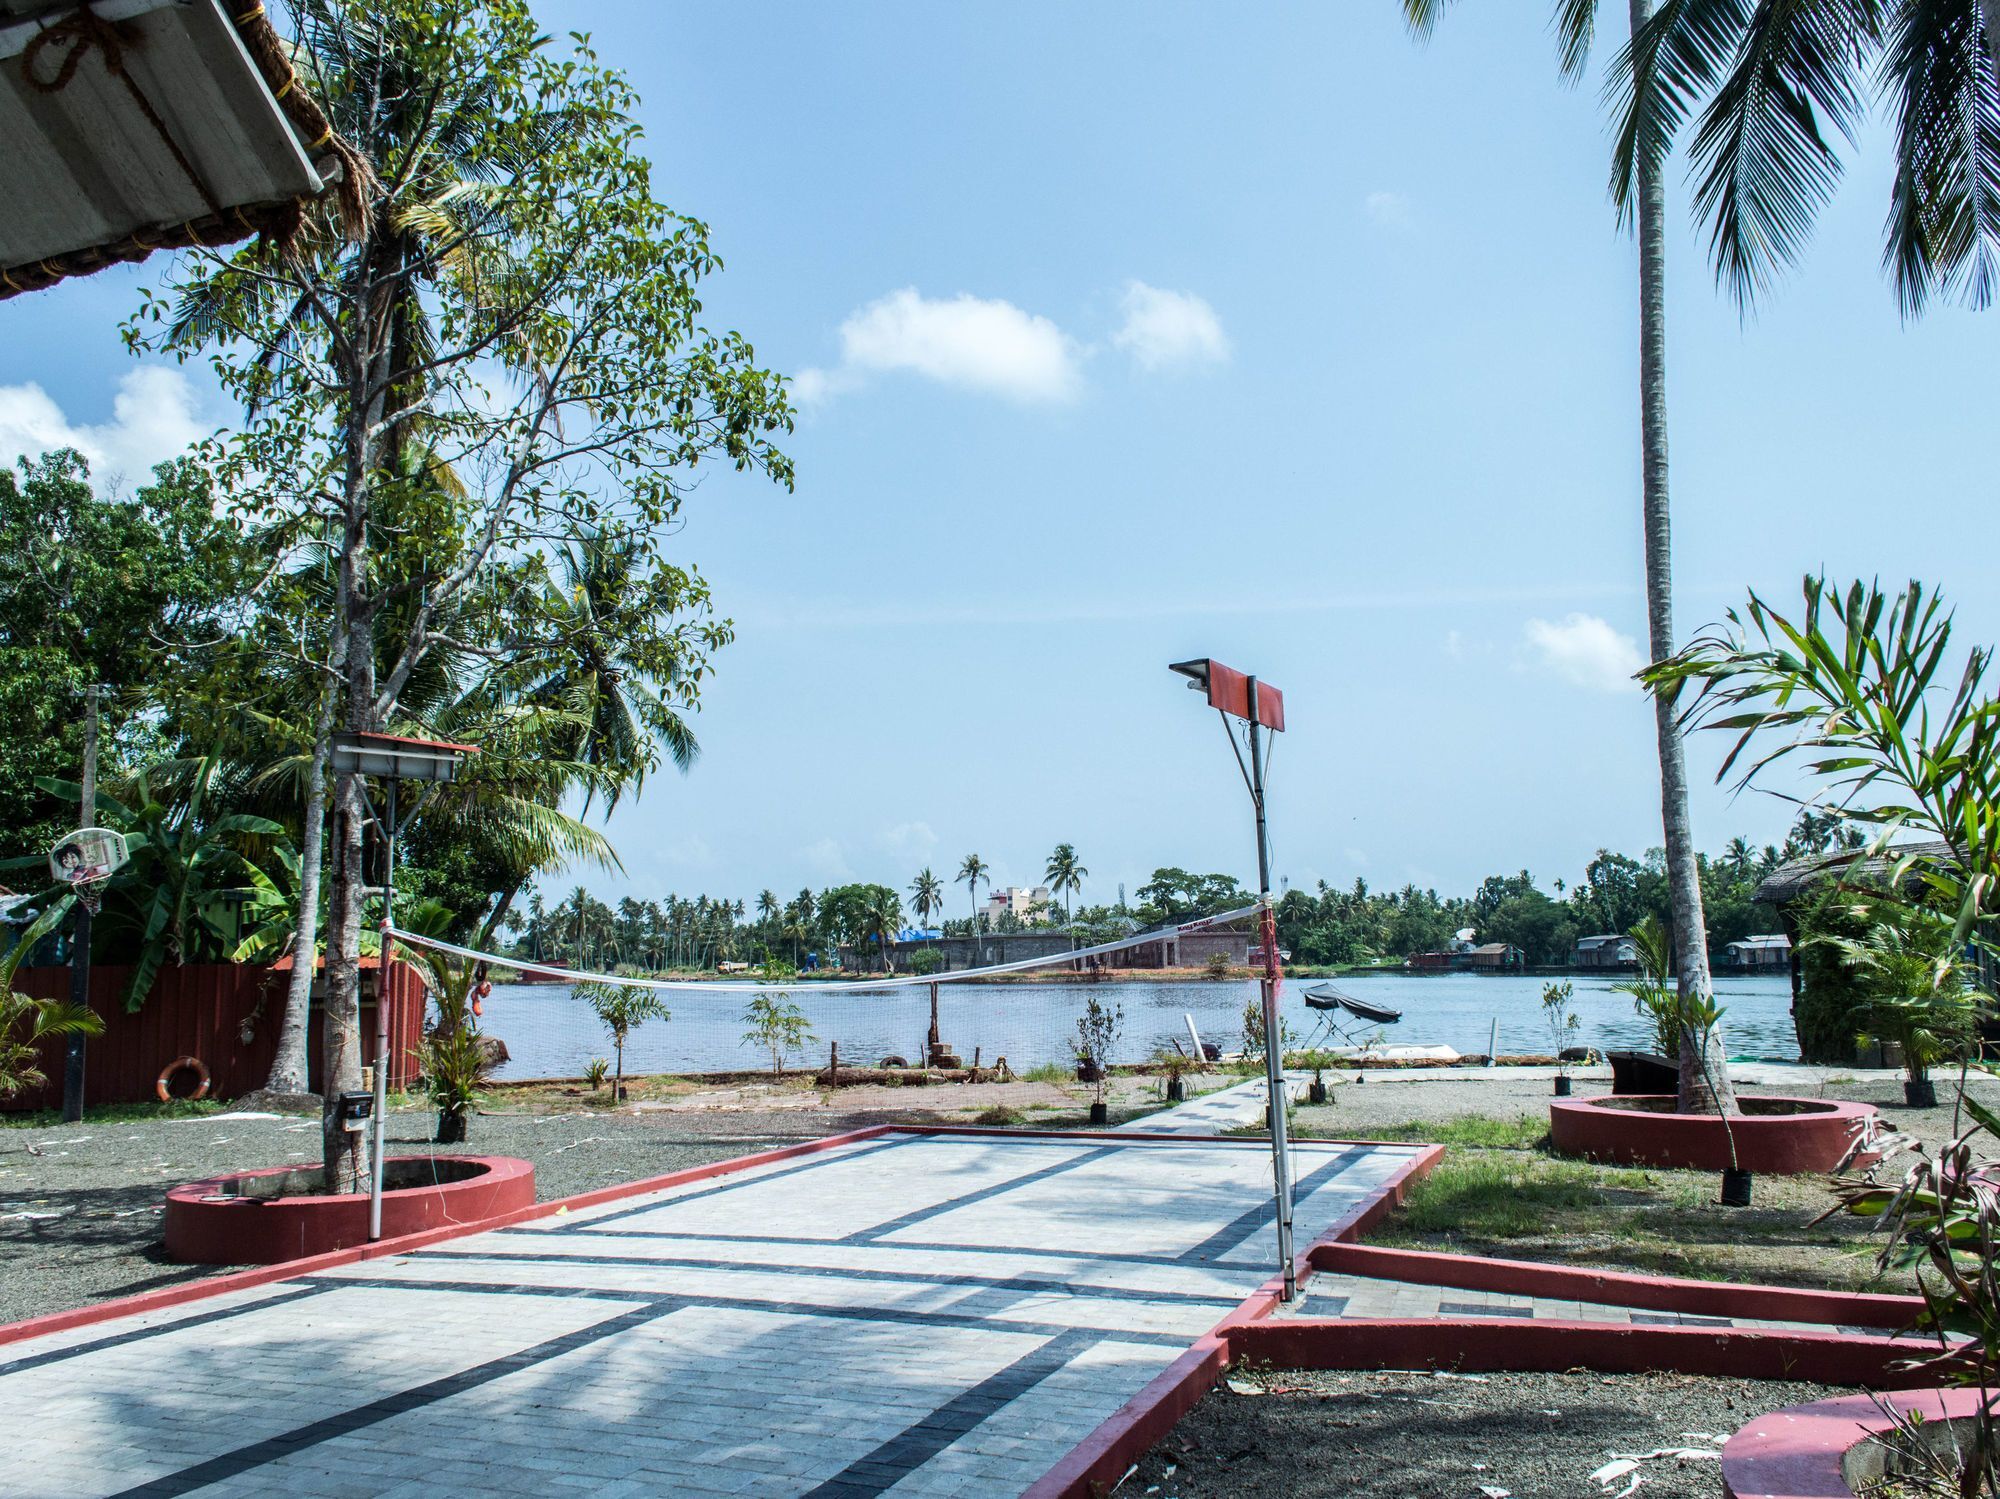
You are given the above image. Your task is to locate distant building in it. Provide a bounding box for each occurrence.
[984,886,1051,924]
[1463,942,1525,971]
[1721,933,1791,971]
[1572,934,1639,969]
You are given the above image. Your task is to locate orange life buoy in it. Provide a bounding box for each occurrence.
[156,1055,210,1103]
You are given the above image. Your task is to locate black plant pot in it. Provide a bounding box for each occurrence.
[1166,1076,1186,1102]
[1720,1168,1753,1208]
[436,1110,467,1144]
[1089,1101,1109,1126]
[1308,1080,1329,1105]
[1553,1075,1573,1097]
[1905,1078,1938,1109]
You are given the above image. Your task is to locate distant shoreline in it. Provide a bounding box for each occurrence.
[484,961,1767,988]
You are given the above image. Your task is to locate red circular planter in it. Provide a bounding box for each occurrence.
[164,1155,535,1265]
[1722,1388,1978,1498]
[1549,1095,1879,1174]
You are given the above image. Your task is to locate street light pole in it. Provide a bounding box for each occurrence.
[1246,677,1296,1300]
[1169,658,1296,1302]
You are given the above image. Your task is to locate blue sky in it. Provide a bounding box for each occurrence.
[2,2,1992,914]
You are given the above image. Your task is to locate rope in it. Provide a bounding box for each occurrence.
[22,4,225,219]
[386,902,1267,996]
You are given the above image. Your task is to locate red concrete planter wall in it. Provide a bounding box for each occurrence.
[1549,1094,1878,1174]
[164,1155,535,1265]
[1722,1388,1979,1499]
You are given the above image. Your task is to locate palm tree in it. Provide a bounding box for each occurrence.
[1614,4,2000,316]
[1723,836,1754,881]
[910,868,944,940]
[957,854,990,956]
[858,889,902,973]
[1403,0,1735,1115]
[1044,842,1088,926]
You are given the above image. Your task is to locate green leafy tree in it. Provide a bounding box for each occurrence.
[909,868,944,936]
[1044,842,1088,926]
[957,854,989,939]
[0,452,250,858]
[743,962,813,1076]
[583,983,669,1100]
[1614,1,2000,315]
[133,0,793,1186]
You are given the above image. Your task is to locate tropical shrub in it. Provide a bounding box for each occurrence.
[1072,995,1124,1105]
[742,960,813,1076]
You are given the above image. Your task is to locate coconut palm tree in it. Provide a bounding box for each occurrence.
[1613,3,2000,316]
[957,854,990,953]
[1044,842,1088,926]
[1403,0,1736,1115]
[858,888,902,973]
[910,868,944,939]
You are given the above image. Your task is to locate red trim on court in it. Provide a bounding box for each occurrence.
[1019,1139,1446,1499]
[1721,1387,1979,1499]
[1310,1242,1922,1330]
[1230,1318,1929,1389]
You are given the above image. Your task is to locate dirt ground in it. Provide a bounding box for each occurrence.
[1129,1368,1844,1498]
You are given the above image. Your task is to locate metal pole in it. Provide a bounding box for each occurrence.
[369,777,395,1241]
[1247,677,1296,1302]
[60,687,100,1119]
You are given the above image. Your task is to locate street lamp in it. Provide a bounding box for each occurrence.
[328,731,478,1240]
[1169,658,1297,1300]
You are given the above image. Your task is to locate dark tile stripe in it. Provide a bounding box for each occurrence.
[1438,1301,1534,1318]
[1176,1145,1374,1264]
[845,1145,1122,1244]
[303,1274,1191,1346]
[103,1298,683,1499]
[513,1224,1228,1271]
[800,1329,1098,1498]
[1629,1313,1733,1327]
[0,1284,336,1378]
[562,1136,910,1230]
[417,1248,1240,1308]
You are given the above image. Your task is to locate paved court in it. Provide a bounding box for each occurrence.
[3,1130,1423,1499]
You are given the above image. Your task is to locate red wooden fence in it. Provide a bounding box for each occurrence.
[7,959,427,1111]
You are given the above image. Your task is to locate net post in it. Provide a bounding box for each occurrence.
[1248,677,1296,1303]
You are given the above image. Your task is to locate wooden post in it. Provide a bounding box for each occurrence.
[828,1039,838,1087]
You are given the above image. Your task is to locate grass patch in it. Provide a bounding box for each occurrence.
[2,1096,231,1127]
[972,1106,1026,1126]
[1300,1113,1551,1150]
[1020,1062,1070,1085]
[1374,1142,1902,1293]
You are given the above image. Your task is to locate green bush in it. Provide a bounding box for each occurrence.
[1795,892,1870,1064]
[905,947,944,975]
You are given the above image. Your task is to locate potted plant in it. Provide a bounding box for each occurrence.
[1150,1039,1197,1103]
[1073,994,1123,1125]
[1298,1048,1337,1105]
[1542,980,1580,1096]
[1820,912,1981,1110]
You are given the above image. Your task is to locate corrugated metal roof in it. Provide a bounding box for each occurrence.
[0,0,323,291]
[1752,839,1956,906]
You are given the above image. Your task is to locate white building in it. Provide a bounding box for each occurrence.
[984,886,1052,924]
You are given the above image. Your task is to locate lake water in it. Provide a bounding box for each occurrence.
[480,969,1798,1080]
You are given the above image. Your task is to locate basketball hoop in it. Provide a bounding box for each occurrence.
[49,827,128,915]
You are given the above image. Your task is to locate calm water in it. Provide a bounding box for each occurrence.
[479,970,1797,1080]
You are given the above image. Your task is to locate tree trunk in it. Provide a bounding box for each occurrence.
[267,666,339,1096]
[1629,0,1735,1116]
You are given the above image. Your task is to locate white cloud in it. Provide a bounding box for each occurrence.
[662,833,713,867]
[796,287,1081,405]
[1523,613,1646,693]
[0,367,208,487]
[800,837,853,882]
[876,821,939,861]
[1364,190,1413,229]
[1110,281,1229,372]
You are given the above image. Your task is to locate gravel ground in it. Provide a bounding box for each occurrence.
[1129,1368,1845,1498]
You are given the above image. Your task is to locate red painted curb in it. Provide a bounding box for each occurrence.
[0,1122,898,1349]
[1019,1141,1448,1499]
[162,1156,537,1265]
[1721,1387,1979,1499]
[1550,1094,1879,1174]
[1310,1242,1922,1330]
[1229,1318,1931,1388]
